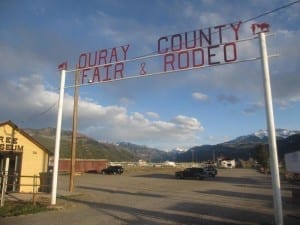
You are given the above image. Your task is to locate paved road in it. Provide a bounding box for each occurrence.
[1,168,299,225]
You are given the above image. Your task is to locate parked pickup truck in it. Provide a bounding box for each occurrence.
[100,166,124,175]
[175,167,217,180]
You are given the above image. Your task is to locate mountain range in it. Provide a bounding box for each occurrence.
[226,129,300,144]
[178,129,300,162]
[25,127,300,163]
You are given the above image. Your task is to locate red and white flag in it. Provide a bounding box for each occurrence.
[58,61,68,71]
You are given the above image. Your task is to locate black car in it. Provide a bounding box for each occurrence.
[101,166,124,175]
[175,167,217,180]
[203,165,218,177]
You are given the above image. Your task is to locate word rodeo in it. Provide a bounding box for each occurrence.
[78,44,130,84]
[157,21,242,71]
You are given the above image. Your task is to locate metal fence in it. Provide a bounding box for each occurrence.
[0,172,51,207]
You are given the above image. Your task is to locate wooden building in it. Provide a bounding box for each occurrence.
[0,120,49,192]
[59,159,108,173]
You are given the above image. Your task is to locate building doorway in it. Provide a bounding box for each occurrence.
[0,153,22,192]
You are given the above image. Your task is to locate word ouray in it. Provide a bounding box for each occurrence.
[157,21,242,71]
[78,44,130,84]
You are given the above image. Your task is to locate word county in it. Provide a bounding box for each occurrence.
[157,21,242,71]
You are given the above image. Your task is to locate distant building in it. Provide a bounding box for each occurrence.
[218,158,236,168]
[0,120,49,192]
[138,159,147,166]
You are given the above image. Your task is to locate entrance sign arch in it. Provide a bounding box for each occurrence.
[52,22,283,225]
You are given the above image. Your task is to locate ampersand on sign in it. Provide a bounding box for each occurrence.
[140,62,147,75]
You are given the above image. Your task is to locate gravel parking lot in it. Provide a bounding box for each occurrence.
[1,168,299,225]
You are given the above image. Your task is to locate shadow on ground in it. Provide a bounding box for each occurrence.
[77,185,165,198]
[64,196,275,225]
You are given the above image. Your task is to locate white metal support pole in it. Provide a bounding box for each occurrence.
[259,32,283,225]
[0,158,10,207]
[51,69,66,205]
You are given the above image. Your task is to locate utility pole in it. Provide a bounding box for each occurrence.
[259,32,283,225]
[69,67,80,192]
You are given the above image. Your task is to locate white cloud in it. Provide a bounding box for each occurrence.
[146,112,160,119]
[0,74,204,150]
[2,0,299,150]
[192,92,209,101]
[171,115,204,131]
[119,97,135,106]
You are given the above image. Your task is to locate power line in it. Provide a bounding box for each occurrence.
[132,0,300,59]
[23,1,299,123]
[19,101,58,125]
[63,0,299,73]
[242,0,300,23]
[65,53,279,89]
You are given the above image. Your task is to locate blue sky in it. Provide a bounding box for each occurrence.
[1,0,300,151]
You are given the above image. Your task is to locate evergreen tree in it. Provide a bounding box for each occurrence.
[255,144,269,169]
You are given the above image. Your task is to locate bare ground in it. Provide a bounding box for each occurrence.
[1,168,299,225]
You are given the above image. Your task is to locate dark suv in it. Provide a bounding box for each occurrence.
[101,166,124,175]
[175,167,217,180]
[204,165,217,177]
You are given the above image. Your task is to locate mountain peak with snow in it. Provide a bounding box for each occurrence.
[253,129,299,139]
[227,129,300,144]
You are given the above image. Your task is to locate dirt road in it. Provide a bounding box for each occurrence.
[1,168,299,225]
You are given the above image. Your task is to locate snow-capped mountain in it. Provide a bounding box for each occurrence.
[171,147,188,152]
[253,129,299,139]
[227,129,300,144]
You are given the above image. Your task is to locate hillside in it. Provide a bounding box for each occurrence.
[25,128,138,161]
[24,127,300,163]
[176,133,300,162]
[117,142,176,162]
[24,128,172,162]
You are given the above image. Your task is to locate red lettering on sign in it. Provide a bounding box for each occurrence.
[224,42,237,62]
[82,68,90,83]
[78,44,130,84]
[78,53,87,69]
[157,22,241,54]
[164,53,175,71]
[214,24,226,44]
[178,51,189,69]
[171,34,182,51]
[103,65,112,81]
[193,48,204,67]
[89,51,98,67]
[110,48,118,63]
[231,22,242,41]
[199,28,212,47]
[208,45,220,65]
[99,49,107,65]
[81,63,125,84]
[121,45,130,60]
[114,62,124,79]
[92,67,100,82]
[163,43,237,72]
[158,37,168,54]
[185,31,197,50]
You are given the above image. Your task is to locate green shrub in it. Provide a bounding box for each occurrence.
[0,201,49,217]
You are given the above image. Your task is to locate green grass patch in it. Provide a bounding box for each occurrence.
[0,201,49,217]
